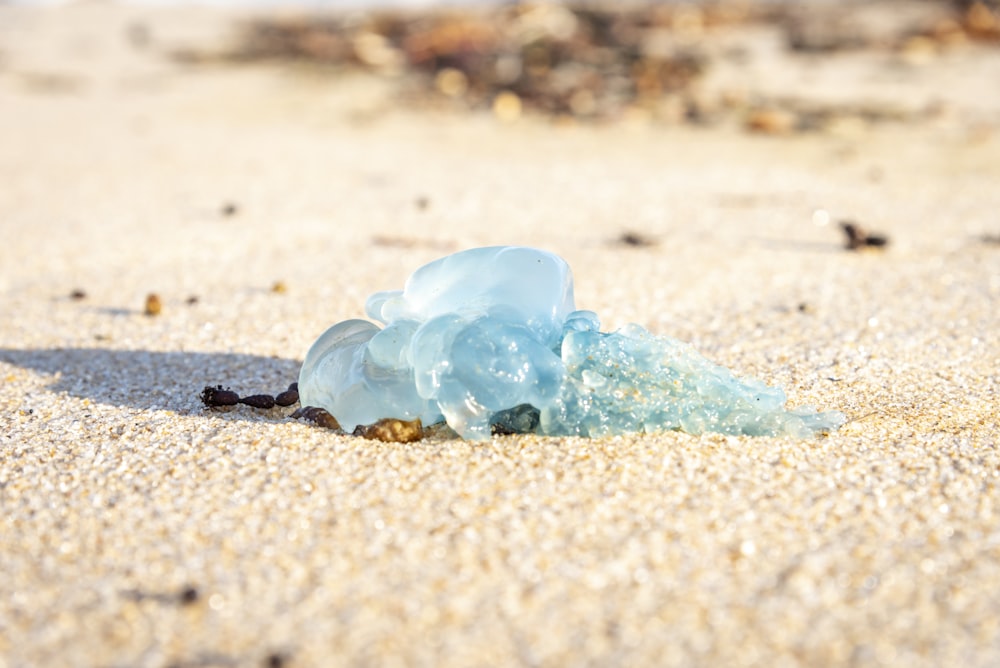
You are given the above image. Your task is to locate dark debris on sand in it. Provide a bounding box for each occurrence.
[175,1,1000,130]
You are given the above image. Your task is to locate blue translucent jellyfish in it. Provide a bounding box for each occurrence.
[298,246,845,439]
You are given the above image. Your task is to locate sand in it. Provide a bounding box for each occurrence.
[1,3,999,666]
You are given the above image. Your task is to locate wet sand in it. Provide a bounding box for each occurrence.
[1,3,999,666]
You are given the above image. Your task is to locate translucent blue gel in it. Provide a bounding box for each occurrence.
[298,246,846,439]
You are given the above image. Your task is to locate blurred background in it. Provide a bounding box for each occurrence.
[2,0,999,134]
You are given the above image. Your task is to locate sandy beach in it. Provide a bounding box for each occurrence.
[1,2,999,666]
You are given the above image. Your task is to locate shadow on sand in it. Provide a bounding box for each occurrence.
[0,347,301,421]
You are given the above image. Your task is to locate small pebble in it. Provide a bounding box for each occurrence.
[178,586,199,605]
[292,406,342,430]
[144,293,162,316]
[353,417,424,443]
[745,108,797,134]
[617,231,657,248]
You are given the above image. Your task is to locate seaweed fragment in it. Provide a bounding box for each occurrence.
[840,220,889,250]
